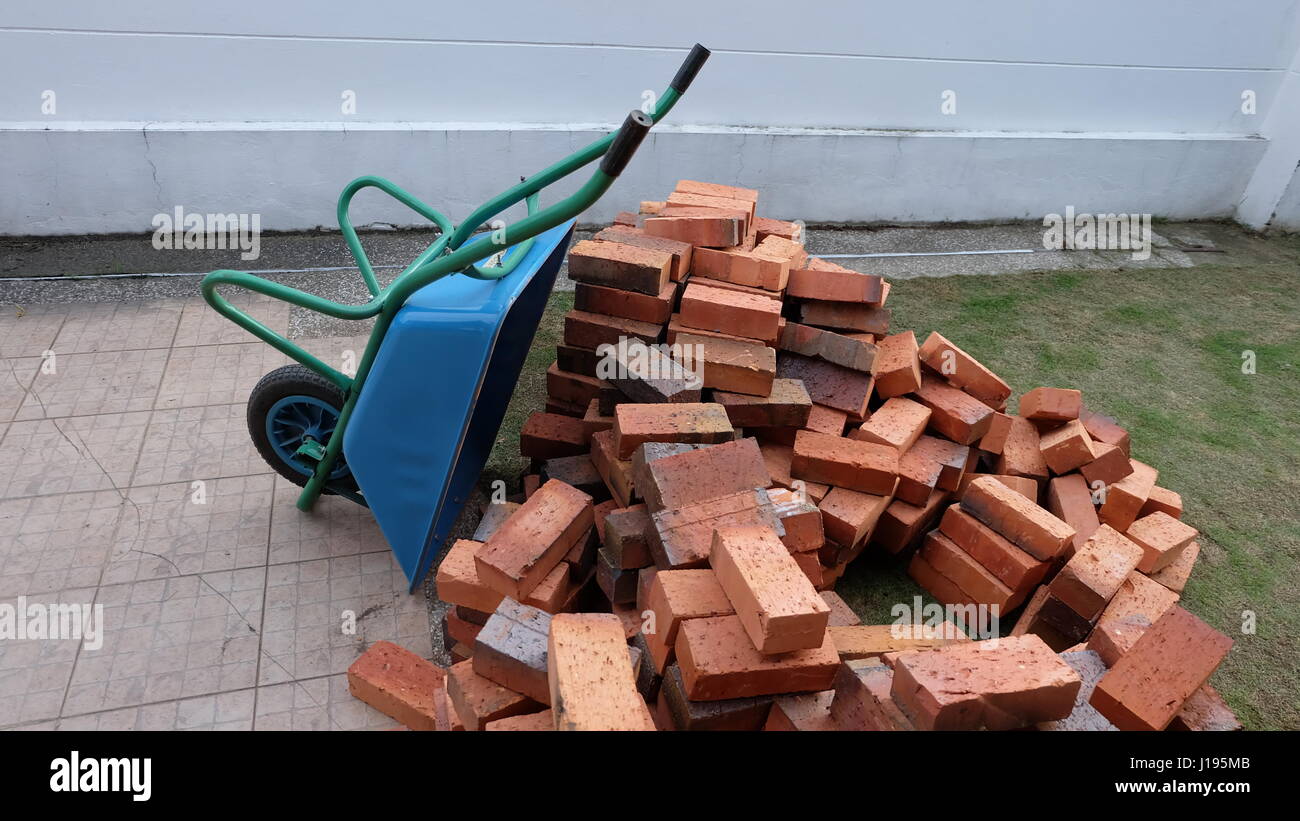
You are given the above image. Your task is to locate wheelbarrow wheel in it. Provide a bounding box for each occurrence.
[248,365,357,494]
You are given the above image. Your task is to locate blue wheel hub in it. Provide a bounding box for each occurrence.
[265,395,350,480]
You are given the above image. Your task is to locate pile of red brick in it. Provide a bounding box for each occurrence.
[346,180,1240,732]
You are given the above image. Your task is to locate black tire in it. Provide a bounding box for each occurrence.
[247,364,358,493]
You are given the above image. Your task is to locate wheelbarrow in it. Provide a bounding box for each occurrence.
[201,45,711,589]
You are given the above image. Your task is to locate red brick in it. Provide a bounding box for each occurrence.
[644,568,735,675]
[792,430,899,495]
[435,539,504,613]
[445,607,483,646]
[1080,407,1131,456]
[1096,570,1181,633]
[957,473,1039,503]
[777,354,874,419]
[830,660,915,731]
[347,641,447,731]
[676,614,839,700]
[753,216,803,243]
[1126,511,1198,573]
[1008,586,1074,652]
[906,551,975,607]
[913,374,994,445]
[475,479,594,600]
[447,659,542,731]
[589,430,634,507]
[1019,387,1082,422]
[644,206,746,248]
[592,225,692,280]
[1090,607,1233,731]
[566,239,671,295]
[1140,485,1184,519]
[920,530,1018,608]
[540,454,604,500]
[761,442,829,501]
[872,488,950,555]
[666,190,757,224]
[872,331,922,398]
[520,562,573,613]
[563,308,662,351]
[1098,459,1158,531]
[650,488,784,569]
[674,179,759,203]
[679,282,782,344]
[712,378,811,428]
[778,321,877,372]
[674,331,775,396]
[1168,684,1242,732]
[1087,613,1151,666]
[805,402,849,435]
[638,436,768,512]
[962,475,1075,561]
[1038,419,1097,475]
[1047,474,1101,555]
[938,504,1049,593]
[555,344,599,378]
[603,504,653,569]
[979,411,1014,454]
[894,435,970,506]
[764,690,836,731]
[520,411,589,460]
[890,634,1082,730]
[548,613,656,731]
[1048,524,1145,620]
[573,279,676,325]
[917,331,1011,404]
[995,415,1049,479]
[692,245,792,291]
[800,301,892,335]
[666,313,764,346]
[787,257,884,303]
[1148,540,1199,593]
[658,663,773,730]
[581,399,614,438]
[1079,441,1134,487]
[818,486,892,548]
[828,625,968,661]
[711,526,831,654]
[611,402,733,459]
[851,397,931,452]
[546,362,607,408]
[484,710,554,731]
[767,487,825,553]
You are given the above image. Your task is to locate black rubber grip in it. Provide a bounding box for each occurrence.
[600,110,654,177]
[670,43,711,94]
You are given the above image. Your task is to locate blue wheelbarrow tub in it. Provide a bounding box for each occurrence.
[343,220,575,589]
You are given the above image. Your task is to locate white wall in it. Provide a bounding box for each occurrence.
[2,1,1299,233]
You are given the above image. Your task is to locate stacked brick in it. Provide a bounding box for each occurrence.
[344,179,1238,732]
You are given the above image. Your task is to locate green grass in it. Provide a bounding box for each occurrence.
[489,257,1300,730]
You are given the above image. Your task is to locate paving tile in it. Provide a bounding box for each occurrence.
[130,403,266,487]
[254,673,400,730]
[17,348,169,420]
[155,342,288,410]
[0,358,41,422]
[102,475,274,584]
[55,689,256,730]
[0,305,66,359]
[0,586,98,726]
[0,412,150,499]
[174,296,289,347]
[53,301,182,353]
[0,490,124,598]
[267,476,390,564]
[258,552,428,686]
[62,569,264,715]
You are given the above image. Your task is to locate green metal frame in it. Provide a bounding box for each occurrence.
[202,88,685,512]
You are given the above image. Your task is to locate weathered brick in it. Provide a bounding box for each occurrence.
[347,641,447,731]
[920,530,1018,609]
[1087,613,1151,666]
[894,435,970,506]
[436,539,504,613]
[1039,419,1097,475]
[650,488,784,569]
[473,503,520,543]
[475,479,594,600]
[1097,459,1158,531]
[1168,684,1242,732]
[643,568,735,676]
[592,225,693,280]
[830,660,915,731]
[1126,511,1198,573]
[1148,540,1199,593]
[938,504,1049,593]
[676,614,839,701]
[638,436,769,512]
[563,308,662,351]
[555,343,600,378]
[674,179,760,203]
[800,300,892,335]
[761,442,829,501]
[913,374,994,444]
[520,412,589,460]
[540,454,605,500]
[644,207,746,248]
[1047,473,1102,555]
[484,710,554,731]
[445,607,483,647]
[979,411,1014,454]
[1079,441,1134,487]
[692,245,791,291]
[1049,524,1145,621]
[679,282,782,344]
[666,313,764,346]
[778,321,877,372]
[1019,387,1082,422]
[581,399,614,438]
[566,239,671,295]
[711,526,831,654]
[612,402,734,459]
[595,546,638,606]
[574,279,677,325]
[777,354,874,419]
[872,488,950,555]
[546,362,607,408]
[890,634,1082,730]
[754,234,807,268]
[594,337,701,407]
[519,562,573,613]
[917,331,1012,404]
[792,430,899,495]
[906,551,975,608]
[713,378,811,428]
[851,397,931,452]
[764,690,837,731]
[787,257,884,303]
[962,476,1075,561]
[473,598,552,704]
[1140,485,1184,519]
[629,441,707,504]
[872,331,923,398]
[659,663,773,730]
[753,216,803,244]
[603,504,653,570]
[1090,607,1233,731]
[447,659,542,731]
[674,331,776,396]
[666,190,757,224]
[766,487,824,553]
[1096,570,1181,633]
[956,472,1039,503]
[1080,407,1131,456]
[828,624,968,661]
[1008,585,1075,652]
[548,613,656,731]
[995,415,1049,479]
[589,429,634,508]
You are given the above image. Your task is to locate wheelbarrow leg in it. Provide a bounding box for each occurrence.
[296,387,362,511]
